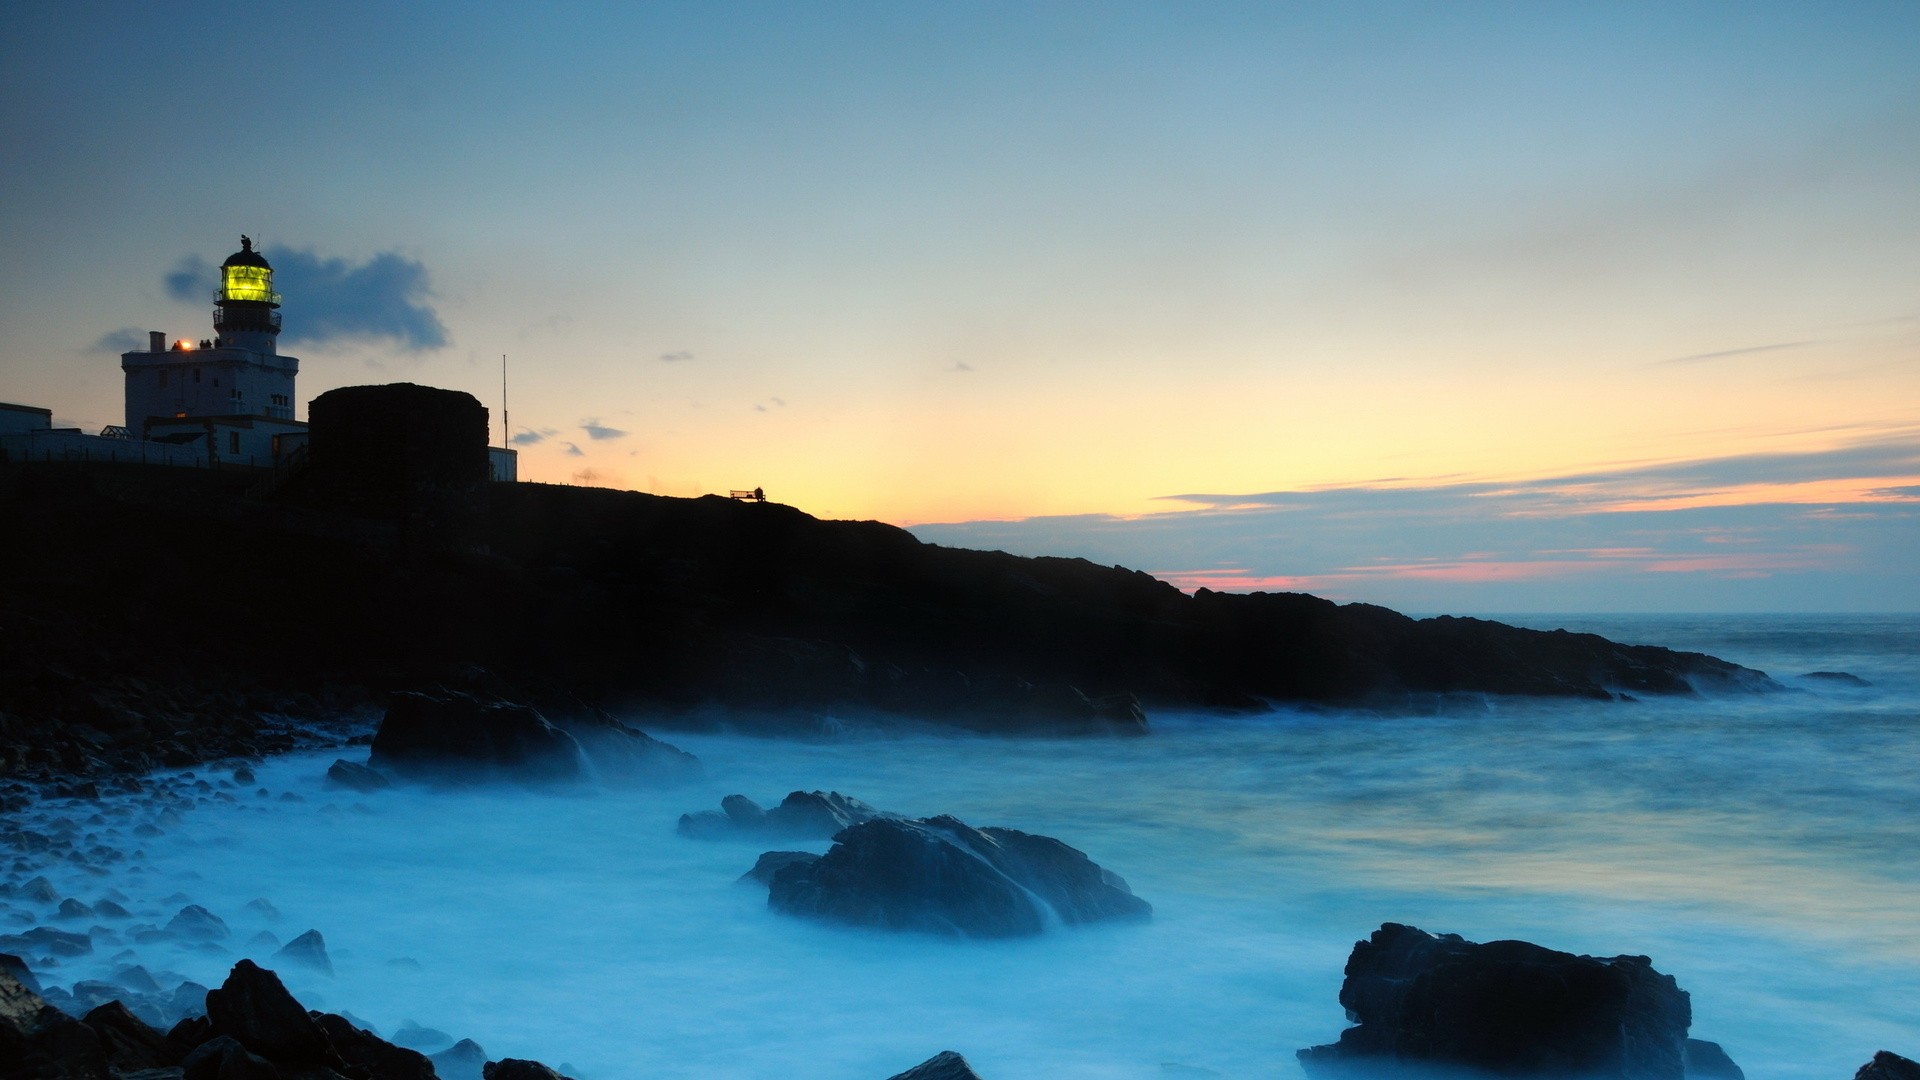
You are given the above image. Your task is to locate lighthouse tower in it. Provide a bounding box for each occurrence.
[120,236,304,463]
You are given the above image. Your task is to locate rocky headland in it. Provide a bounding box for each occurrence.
[0,457,1776,784]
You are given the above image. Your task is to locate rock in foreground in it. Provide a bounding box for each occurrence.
[765,815,1149,937]
[1298,923,1739,1080]
[1856,1052,1920,1080]
[370,691,586,782]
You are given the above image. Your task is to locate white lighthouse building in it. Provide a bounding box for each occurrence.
[118,236,307,464]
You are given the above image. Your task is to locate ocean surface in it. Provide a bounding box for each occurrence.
[7,614,1917,1080]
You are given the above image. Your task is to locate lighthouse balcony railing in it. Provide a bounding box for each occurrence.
[212,307,282,329]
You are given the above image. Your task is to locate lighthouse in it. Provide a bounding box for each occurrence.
[120,236,305,464]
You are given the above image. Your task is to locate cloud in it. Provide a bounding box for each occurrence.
[771,397,785,407]
[581,420,627,441]
[1656,341,1818,366]
[561,442,585,457]
[511,427,558,446]
[910,428,1920,612]
[753,404,767,412]
[164,245,448,351]
[948,361,974,373]
[91,327,152,353]
[659,350,694,362]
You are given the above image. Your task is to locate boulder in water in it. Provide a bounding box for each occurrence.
[679,789,895,840]
[202,959,338,1065]
[485,1058,580,1080]
[431,1037,490,1080]
[766,815,1150,937]
[326,758,391,792]
[885,1050,987,1080]
[166,904,230,942]
[315,1011,437,1080]
[371,690,585,783]
[1296,923,1734,1080]
[271,929,332,976]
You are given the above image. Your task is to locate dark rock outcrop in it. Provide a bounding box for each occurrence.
[680,790,893,841]
[2,962,111,1078]
[370,691,585,783]
[202,959,338,1066]
[766,815,1150,937]
[885,1050,987,1080]
[1297,923,1731,1080]
[314,1011,437,1080]
[1856,1052,1920,1080]
[82,1000,179,1072]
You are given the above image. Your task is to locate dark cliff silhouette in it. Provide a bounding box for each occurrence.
[0,440,1772,775]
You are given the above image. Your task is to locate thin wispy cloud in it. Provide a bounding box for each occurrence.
[163,245,448,351]
[1655,340,1818,366]
[948,361,974,373]
[511,427,559,446]
[913,430,1920,611]
[90,328,150,353]
[581,420,627,441]
[659,350,694,362]
[561,442,585,457]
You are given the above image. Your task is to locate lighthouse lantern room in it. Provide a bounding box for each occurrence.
[120,236,305,464]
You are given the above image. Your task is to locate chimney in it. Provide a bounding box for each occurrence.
[148,330,165,352]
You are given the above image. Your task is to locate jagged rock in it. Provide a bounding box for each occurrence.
[112,965,164,995]
[325,759,390,793]
[82,999,179,1071]
[766,815,1150,937]
[314,1011,436,1080]
[167,981,210,1026]
[166,905,230,942]
[680,790,894,841]
[56,898,94,920]
[431,1038,489,1080]
[21,877,58,904]
[1856,1052,1920,1080]
[1685,1039,1744,1080]
[885,1050,986,1080]
[1297,923,1720,1080]
[370,691,585,782]
[180,1034,279,1080]
[2,951,41,992]
[243,899,280,923]
[740,851,820,886]
[484,1059,579,1080]
[202,959,336,1065]
[1,961,112,1078]
[271,930,332,977]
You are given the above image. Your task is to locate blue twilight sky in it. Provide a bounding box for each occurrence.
[2,1,1916,610]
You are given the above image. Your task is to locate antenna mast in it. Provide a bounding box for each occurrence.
[501,353,510,449]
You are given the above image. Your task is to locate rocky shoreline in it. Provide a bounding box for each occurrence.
[3,694,1916,1078]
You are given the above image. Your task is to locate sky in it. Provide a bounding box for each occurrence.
[2,1,1915,611]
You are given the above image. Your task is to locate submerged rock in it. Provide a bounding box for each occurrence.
[681,789,894,841]
[765,815,1150,937]
[326,758,391,792]
[1297,923,1735,1080]
[484,1058,580,1080]
[166,905,230,942]
[371,691,586,783]
[431,1037,490,1080]
[271,928,332,977]
[885,1050,987,1080]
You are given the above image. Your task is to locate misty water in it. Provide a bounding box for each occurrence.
[11,615,1919,1079]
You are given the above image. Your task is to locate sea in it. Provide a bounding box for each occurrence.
[5,614,1916,1080]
